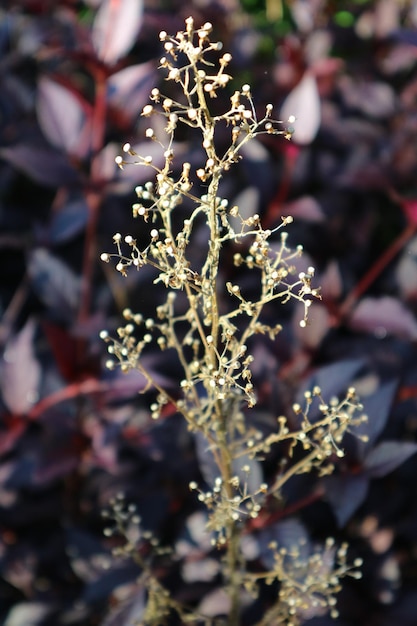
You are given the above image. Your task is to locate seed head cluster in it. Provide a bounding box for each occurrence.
[100,18,364,626]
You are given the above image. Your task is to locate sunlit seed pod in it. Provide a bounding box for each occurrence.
[168,68,180,80]
[142,104,153,116]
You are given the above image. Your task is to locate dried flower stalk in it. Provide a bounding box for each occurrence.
[101,17,364,626]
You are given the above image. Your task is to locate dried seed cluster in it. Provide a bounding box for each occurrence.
[254,538,363,626]
[100,18,364,626]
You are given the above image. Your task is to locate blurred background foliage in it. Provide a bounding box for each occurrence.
[1,1,417,625]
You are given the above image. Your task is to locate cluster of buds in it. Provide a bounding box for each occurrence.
[241,386,367,488]
[114,16,294,185]
[100,18,364,626]
[189,471,268,547]
[260,537,363,626]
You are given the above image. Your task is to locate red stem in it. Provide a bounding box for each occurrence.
[245,488,325,533]
[264,144,300,229]
[78,68,107,325]
[337,223,417,322]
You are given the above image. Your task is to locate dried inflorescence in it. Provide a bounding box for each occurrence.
[100,17,364,626]
[254,538,363,626]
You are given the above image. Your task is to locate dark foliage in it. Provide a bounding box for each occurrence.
[1,1,417,625]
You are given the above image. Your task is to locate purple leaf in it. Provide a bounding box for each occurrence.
[393,28,417,47]
[364,441,417,478]
[355,380,398,455]
[323,473,369,526]
[182,557,220,583]
[197,588,231,618]
[92,0,144,65]
[28,249,81,322]
[5,456,36,489]
[34,451,80,485]
[349,296,417,340]
[99,141,169,192]
[0,418,26,456]
[82,565,141,605]
[67,528,112,583]
[257,518,310,570]
[49,200,89,244]
[3,603,52,626]
[181,511,213,552]
[194,430,263,494]
[298,358,365,408]
[284,195,325,223]
[396,235,417,300]
[100,586,145,626]
[101,359,174,403]
[1,319,41,415]
[280,72,321,145]
[230,186,260,228]
[107,62,156,122]
[293,301,330,349]
[320,261,343,301]
[0,145,80,187]
[193,430,223,488]
[339,77,396,119]
[37,78,92,158]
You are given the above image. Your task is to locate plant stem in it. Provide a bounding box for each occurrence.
[337,223,416,321]
[205,162,241,622]
[217,427,241,626]
[78,68,107,325]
